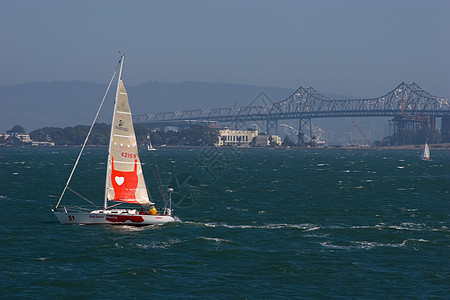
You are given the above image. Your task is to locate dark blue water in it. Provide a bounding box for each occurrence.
[0,147,448,298]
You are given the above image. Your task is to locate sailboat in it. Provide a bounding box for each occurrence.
[420,141,432,161]
[147,134,156,151]
[52,54,175,225]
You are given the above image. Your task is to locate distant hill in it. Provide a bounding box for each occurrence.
[3,80,383,142]
[0,81,296,132]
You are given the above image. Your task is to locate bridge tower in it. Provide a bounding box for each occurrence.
[442,116,450,142]
[298,118,312,145]
[266,120,278,135]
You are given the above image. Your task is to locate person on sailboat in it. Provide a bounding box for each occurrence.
[149,206,157,215]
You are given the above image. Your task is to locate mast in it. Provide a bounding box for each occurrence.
[104,54,125,210]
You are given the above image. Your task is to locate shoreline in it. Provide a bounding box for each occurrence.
[2,143,450,151]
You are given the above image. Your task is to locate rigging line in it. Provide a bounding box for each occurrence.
[55,61,120,209]
[107,203,123,209]
[155,165,169,206]
[66,187,100,209]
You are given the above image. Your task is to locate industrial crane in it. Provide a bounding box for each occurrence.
[352,120,371,147]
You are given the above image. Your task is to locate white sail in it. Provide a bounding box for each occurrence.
[106,80,151,205]
[147,134,155,150]
[421,142,430,160]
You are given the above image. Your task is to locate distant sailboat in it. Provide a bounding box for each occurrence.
[52,54,175,225]
[420,141,432,161]
[147,134,156,151]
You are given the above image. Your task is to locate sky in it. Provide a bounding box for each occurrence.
[1,0,449,99]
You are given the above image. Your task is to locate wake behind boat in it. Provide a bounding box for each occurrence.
[53,54,175,226]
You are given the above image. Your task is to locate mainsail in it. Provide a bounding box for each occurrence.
[421,142,430,160]
[106,80,151,206]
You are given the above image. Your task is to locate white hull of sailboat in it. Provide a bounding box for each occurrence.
[54,211,175,226]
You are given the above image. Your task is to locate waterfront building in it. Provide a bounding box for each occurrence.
[253,135,282,147]
[216,129,258,146]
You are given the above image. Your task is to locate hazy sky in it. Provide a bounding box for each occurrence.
[1,0,449,98]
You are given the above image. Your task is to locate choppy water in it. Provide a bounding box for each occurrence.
[0,147,449,298]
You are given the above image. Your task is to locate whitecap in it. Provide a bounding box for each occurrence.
[320,241,349,250]
[138,238,183,249]
[320,240,408,250]
[36,257,48,261]
[356,241,409,249]
[222,224,254,229]
[400,208,418,212]
[197,237,233,244]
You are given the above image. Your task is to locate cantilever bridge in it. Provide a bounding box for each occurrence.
[134,82,450,136]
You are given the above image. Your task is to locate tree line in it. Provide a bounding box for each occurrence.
[3,123,219,147]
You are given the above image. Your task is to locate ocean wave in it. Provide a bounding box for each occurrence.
[320,240,403,250]
[180,220,448,234]
[226,207,249,212]
[197,237,234,244]
[358,222,449,233]
[320,238,431,250]
[199,222,320,231]
[135,239,183,249]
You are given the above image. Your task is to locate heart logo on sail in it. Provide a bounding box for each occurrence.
[115,176,125,186]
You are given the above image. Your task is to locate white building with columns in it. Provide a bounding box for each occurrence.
[216,129,258,147]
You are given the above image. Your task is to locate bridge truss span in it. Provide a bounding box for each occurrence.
[135,82,450,134]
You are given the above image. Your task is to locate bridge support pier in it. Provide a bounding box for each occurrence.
[442,116,450,142]
[298,118,312,145]
[266,120,278,135]
[390,115,438,145]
